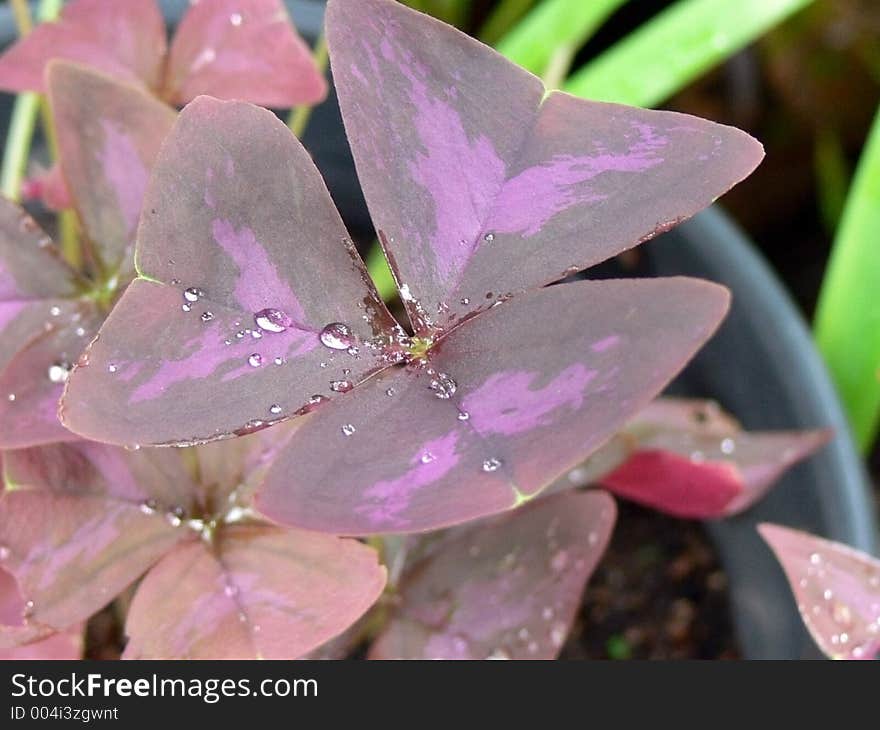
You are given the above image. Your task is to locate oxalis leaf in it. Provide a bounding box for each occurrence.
[549,398,830,519]
[759,524,880,661]
[0,0,326,108]
[370,490,616,660]
[0,64,175,448]
[61,0,762,535]
[1,568,84,658]
[0,429,386,660]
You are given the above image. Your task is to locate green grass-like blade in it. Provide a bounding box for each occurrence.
[495,0,628,77]
[564,0,814,107]
[814,107,880,453]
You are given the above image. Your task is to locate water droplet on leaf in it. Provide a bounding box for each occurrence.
[47,361,72,384]
[341,423,356,436]
[482,457,502,473]
[320,322,355,350]
[330,380,353,393]
[248,353,263,367]
[183,287,203,303]
[254,308,292,333]
[429,373,457,399]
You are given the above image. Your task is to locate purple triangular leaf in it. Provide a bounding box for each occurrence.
[369,490,615,659]
[0,443,194,630]
[556,398,829,518]
[327,0,763,333]
[256,278,728,534]
[61,97,395,446]
[759,524,880,660]
[0,0,166,94]
[165,0,327,107]
[48,62,177,281]
[0,200,100,448]
[123,524,385,659]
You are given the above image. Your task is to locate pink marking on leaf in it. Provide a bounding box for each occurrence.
[360,431,461,527]
[98,119,149,237]
[489,130,666,238]
[591,335,620,353]
[463,365,597,436]
[211,219,307,323]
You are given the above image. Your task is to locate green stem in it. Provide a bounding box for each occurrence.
[479,0,535,45]
[541,43,577,89]
[287,34,329,138]
[0,0,65,203]
[1,94,40,201]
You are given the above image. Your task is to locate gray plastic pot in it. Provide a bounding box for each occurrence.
[2,0,876,660]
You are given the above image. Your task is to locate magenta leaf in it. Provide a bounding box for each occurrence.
[564,398,830,519]
[61,97,395,446]
[61,1,757,537]
[48,62,177,279]
[164,0,327,107]
[123,524,385,659]
[326,0,763,333]
[759,524,880,660]
[0,0,166,94]
[0,566,59,650]
[256,279,728,534]
[0,200,99,448]
[0,0,325,109]
[369,490,615,659]
[0,568,83,658]
[0,442,194,631]
[0,65,175,448]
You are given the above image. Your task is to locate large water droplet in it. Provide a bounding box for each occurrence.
[483,232,495,243]
[482,457,502,473]
[341,423,356,436]
[248,353,263,368]
[420,452,435,464]
[330,380,353,393]
[139,497,157,515]
[201,311,214,323]
[254,308,292,333]
[47,361,72,384]
[429,373,457,399]
[457,410,470,421]
[269,404,282,415]
[183,287,203,303]
[320,322,355,350]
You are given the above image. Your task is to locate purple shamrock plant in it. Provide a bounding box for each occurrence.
[61,0,765,537]
[0,430,385,659]
[0,63,176,448]
[0,0,326,108]
[760,524,880,660]
[0,0,325,211]
[0,0,835,660]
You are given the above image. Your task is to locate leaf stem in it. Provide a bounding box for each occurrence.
[0,0,65,204]
[287,33,329,139]
[478,0,535,45]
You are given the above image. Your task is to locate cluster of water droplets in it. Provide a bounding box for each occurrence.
[797,550,880,659]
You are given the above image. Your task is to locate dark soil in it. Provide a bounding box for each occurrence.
[561,502,739,660]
